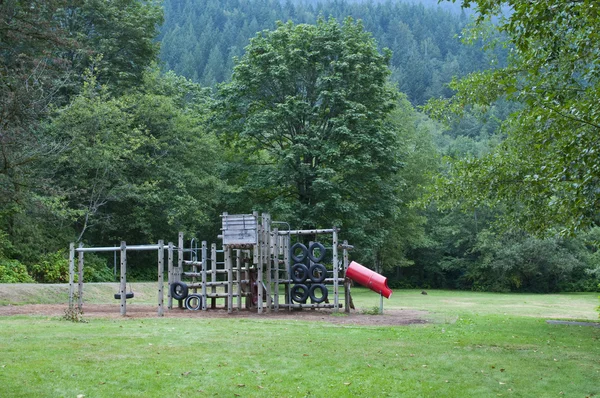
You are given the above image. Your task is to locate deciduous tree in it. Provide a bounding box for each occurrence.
[427,0,600,235]
[214,18,402,259]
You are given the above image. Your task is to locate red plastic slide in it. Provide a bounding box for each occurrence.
[345,261,393,299]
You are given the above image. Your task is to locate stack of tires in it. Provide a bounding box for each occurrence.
[290,242,328,304]
[170,281,202,310]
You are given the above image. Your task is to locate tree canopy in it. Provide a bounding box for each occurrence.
[214,18,403,260]
[0,0,598,293]
[159,0,496,105]
[426,0,600,235]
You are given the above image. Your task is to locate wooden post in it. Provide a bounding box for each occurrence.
[308,240,314,307]
[244,250,250,309]
[332,228,339,312]
[343,240,351,313]
[120,241,127,316]
[283,234,291,311]
[77,243,84,311]
[201,241,207,311]
[273,228,279,311]
[211,243,217,309]
[167,242,173,309]
[226,246,233,313]
[68,243,75,309]
[177,232,183,282]
[191,239,197,294]
[257,216,264,314]
[177,233,184,309]
[158,240,164,317]
[236,249,242,310]
[252,211,259,266]
[264,214,272,312]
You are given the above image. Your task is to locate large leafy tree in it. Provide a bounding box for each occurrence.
[46,68,223,245]
[214,18,402,258]
[101,69,224,244]
[1,0,162,208]
[61,0,163,93]
[426,0,600,235]
[0,0,162,214]
[0,0,75,211]
[46,75,149,242]
[1,0,163,267]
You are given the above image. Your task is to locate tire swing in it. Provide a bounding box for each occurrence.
[184,293,202,311]
[291,284,309,303]
[170,281,189,301]
[114,292,134,299]
[309,284,328,304]
[291,263,309,283]
[308,263,327,283]
[290,243,308,263]
[114,283,135,299]
[308,242,326,263]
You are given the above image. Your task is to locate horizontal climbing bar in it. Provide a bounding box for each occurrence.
[182,260,203,266]
[278,303,342,309]
[75,244,171,253]
[75,246,119,253]
[277,228,337,235]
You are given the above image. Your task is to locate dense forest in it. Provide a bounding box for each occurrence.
[159,0,494,105]
[1,0,599,295]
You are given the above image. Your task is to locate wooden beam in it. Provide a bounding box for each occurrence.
[157,240,164,317]
[167,242,173,309]
[77,243,84,311]
[120,241,127,316]
[332,229,339,313]
[68,243,75,309]
[201,241,207,311]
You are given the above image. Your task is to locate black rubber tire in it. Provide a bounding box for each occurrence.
[291,284,309,303]
[290,243,308,263]
[184,293,202,311]
[291,263,309,283]
[308,242,326,263]
[308,263,327,283]
[309,284,328,304]
[114,292,134,299]
[171,281,189,300]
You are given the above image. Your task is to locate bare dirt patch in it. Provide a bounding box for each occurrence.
[0,303,428,326]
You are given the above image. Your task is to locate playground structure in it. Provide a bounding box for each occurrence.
[68,212,392,316]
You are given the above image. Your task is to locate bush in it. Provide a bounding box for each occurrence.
[28,250,114,283]
[0,259,35,283]
[28,251,70,283]
[82,253,114,282]
[0,231,12,259]
[468,231,591,293]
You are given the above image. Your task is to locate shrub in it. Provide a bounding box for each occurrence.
[0,259,35,283]
[29,250,114,283]
[82,253,114,282]
[0,231,12,259]
[28,251,70,283]
[469,231,590,293]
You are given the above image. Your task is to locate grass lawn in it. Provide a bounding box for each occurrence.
[0,286,598,397]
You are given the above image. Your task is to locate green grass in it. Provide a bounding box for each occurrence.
[0,286,599,397]
[1,283,597,320]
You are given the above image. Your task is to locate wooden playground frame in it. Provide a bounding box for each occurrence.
[68,212,354,316]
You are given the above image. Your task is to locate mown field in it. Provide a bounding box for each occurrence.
[0,284,598,397]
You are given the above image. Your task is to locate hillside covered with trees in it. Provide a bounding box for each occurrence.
[1,0,598,295]
[159,0,495,105]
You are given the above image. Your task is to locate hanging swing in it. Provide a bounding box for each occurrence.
[114,283,135,299]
